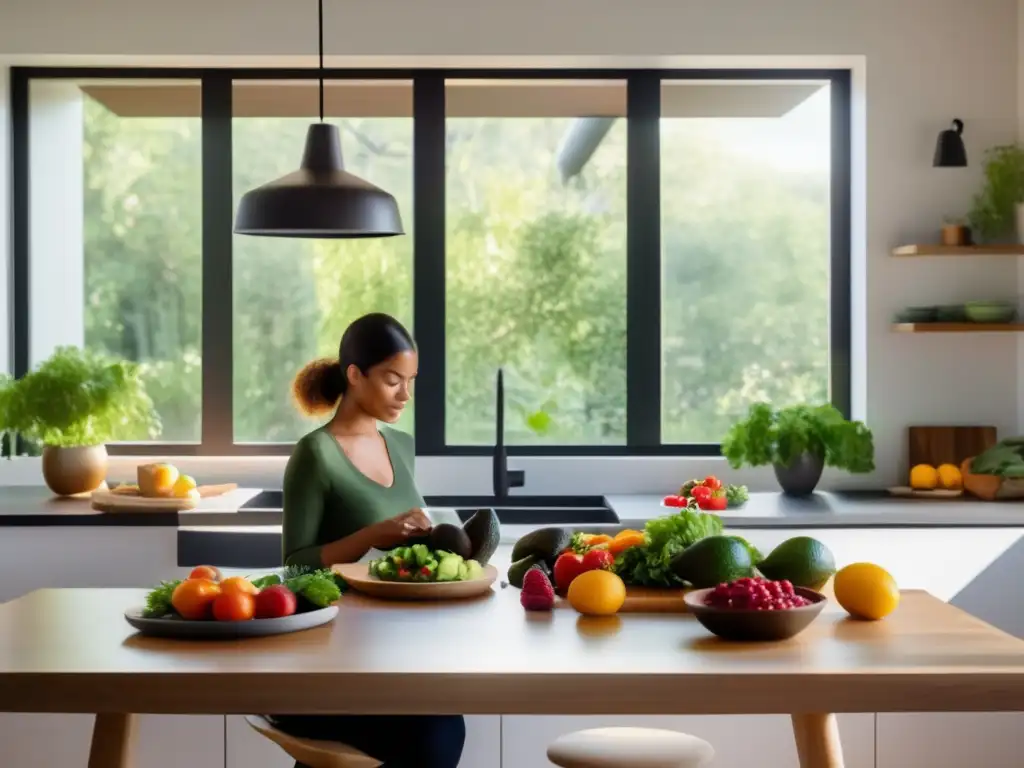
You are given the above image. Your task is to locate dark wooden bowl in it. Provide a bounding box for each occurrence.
[683,586,827,642]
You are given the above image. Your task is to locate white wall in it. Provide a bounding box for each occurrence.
[0,0,1021,491]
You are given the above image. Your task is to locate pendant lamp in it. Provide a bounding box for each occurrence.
[234,0,404,238]
[933,118,968,168]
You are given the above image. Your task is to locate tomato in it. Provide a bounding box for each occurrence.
[702,475,722,491]
[691,485,713,503]
[171,579,222,620]
[662,494,687,508]
[188,565,222,582]
[219,576,259,596]
[581,548,615,572]
[553,552,587,591]
[254,585,297,619]
[700,491,728,512]
[212,591,256,622]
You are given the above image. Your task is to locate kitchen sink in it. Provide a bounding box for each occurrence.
[239,491,618,525]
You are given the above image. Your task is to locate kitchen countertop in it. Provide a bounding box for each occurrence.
[2,485,1023,528]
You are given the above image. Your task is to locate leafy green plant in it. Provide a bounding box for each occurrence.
[968,144,1024,241]
[5,346,160,448]
[722,402,874,474]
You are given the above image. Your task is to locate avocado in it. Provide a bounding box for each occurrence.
[429,523,473,560]
[507,554,551,588]
[510,527,572,566]
[669,535,754,588]
[462,508,501,565]
[757,536,836,589]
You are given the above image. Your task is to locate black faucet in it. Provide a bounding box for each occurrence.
[493,368,525,499]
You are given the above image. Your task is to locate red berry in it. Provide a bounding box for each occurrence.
[581,548,615,572]
[521,568,555,612]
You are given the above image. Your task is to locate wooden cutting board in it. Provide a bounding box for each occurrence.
[91,483,238,513]
[908,426,997,469]
[619,586,691,614]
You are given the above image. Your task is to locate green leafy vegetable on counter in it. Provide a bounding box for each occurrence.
[969,438,1024,477]
[725,484,749,507]
[613,507,724,587]
[142,579,182,618]
[722,402,874,474]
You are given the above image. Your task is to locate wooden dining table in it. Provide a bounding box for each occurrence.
[1,586,1023,768]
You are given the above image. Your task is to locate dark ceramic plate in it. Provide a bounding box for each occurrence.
[124,605,338,639]
[683,587,826,642]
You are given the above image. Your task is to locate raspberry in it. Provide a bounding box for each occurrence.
[704,577,814,611]
[521,567,555,611]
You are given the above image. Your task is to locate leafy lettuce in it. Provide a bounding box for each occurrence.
[613,508,723,587]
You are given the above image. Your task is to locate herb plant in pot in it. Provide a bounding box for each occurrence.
[968,144,1024,244]
[5,347,160,496]
[721,403,875,496]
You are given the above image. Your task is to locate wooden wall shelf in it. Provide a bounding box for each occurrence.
[892,244,1024,256]
[893,323,1024,333]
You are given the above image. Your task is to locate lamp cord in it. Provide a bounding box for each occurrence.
[317,0,324,122]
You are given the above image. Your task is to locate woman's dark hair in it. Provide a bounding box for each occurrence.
[292,313,416,416]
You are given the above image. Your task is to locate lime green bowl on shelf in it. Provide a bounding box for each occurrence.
[964,301,1017,324]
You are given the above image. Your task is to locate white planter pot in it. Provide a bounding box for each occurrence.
[41,444,108,496]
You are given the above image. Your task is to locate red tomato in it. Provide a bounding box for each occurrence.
[701,492,728,512]
[254,585,298,619]
[691,485,713,503]
[662,494,687,508]
[702,475,722,491]
[553,553,587,591]
[581,548,615,572]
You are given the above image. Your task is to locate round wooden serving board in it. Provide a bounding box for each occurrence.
[887,486,964,500]
[334,563,498,601]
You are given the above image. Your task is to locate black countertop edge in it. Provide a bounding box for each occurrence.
[0,512,180,527]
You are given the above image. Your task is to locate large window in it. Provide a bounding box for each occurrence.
[11,69,849,456]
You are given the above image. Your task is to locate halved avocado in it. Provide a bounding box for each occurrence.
[429,523,473,560]
[462,508,501,565]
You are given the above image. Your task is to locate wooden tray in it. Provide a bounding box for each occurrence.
[887,487,964,500]
[91,483,238,513]
[619,586,691,613]
[334,563,498,601]
[124,605,338,639]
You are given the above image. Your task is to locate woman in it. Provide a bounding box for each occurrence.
[270,313,466,768]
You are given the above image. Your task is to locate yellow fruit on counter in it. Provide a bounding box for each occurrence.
[833,562,900,621]
[172,474,198,498]
[909,464,938,490]
[937,463,963,490]
[567,570,627,616]
[137,463,179,497]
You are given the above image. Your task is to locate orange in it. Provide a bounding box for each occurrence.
[172,474,198,498]
[189,565,222,582]
[171,578,222,620]
[219,576,259,596]
[212,591,256,622]
[834,563,900,621]
[937,463,963,491]
[909,464,938,490]
[567,570,627,616]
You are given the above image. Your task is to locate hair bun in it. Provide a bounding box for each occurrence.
[292,358,345,417]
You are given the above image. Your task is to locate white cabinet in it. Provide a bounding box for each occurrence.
[877,713,1024,768]
[502,715,875,768]
[0,714,223,768]
[226,714,500,768]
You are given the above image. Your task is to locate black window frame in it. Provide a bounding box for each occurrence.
[8,66,851,458]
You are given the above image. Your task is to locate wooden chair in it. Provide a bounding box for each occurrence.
[547,727,715,768]
[244,715,382,768]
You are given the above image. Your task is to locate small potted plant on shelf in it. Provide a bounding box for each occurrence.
[941,216,972,246]
[4,346,160,496]
[968,144,1024,244]
[721,403,875,496]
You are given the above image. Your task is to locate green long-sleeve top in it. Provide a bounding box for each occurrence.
[282,425,424,569]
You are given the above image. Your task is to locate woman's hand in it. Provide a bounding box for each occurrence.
[370,508,432,550]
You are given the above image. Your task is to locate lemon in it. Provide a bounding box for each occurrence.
[909,464,938,490]
[567,570,627,616]
[833,563,899,620]
[937,463,963,490]
[172,474,198,498]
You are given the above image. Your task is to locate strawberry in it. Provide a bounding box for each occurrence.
[520,568,555,611]
[553,552,586,592]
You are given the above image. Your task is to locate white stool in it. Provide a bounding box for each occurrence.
[244,715,382,768]
[547,727,715,768]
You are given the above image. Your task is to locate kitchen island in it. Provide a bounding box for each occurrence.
[2,583,1023,768]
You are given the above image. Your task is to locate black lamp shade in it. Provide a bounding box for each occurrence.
[933,118,967,168]
[234,123,404,238]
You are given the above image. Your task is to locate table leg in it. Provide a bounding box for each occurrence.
[791,713,845,768]
[88,713,137,768]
